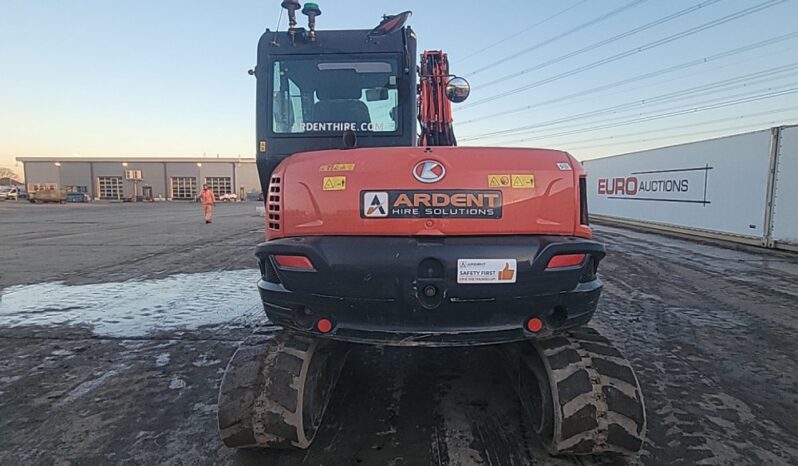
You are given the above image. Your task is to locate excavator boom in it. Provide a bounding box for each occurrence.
[418,51,457,146]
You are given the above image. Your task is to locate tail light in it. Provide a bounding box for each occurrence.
[525,317,544,333]
[546,254,586,270]
[316,318,334,334]
[273,255,315,271]
[579,176,589,226]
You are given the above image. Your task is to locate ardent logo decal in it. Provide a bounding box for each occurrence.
[361,190,502,219]
[413,160,446,183]
[363,192,389,218]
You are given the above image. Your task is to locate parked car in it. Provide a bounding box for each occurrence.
[66,192,92,203]
[219,193,239,202]
[0,186,25,200]
[29,189,67,204]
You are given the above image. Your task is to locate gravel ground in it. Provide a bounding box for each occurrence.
[0,201,796,465]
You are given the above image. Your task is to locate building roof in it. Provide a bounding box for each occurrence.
[0,177,23,186]
[16,157,255,163]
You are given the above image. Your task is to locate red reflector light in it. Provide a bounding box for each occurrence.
[316,318,333,334]
[274,255,315,271]
[526,317,544,333]
[546,254,586,269]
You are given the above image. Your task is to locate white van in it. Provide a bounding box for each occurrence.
[0,186,25,200]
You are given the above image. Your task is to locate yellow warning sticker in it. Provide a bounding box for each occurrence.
[488,174,511,187]
[319,163,355,172]
[322,176,346,191]
[511,174,535,189]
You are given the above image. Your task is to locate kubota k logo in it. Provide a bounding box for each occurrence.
[413,160,446,183]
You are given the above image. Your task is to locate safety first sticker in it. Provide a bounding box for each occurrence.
[457,259,517,284]
[488,174,535,188]
[322,176,346,191]
[319,163,355,172]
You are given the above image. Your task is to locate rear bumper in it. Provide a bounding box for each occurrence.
[255,235,605,346]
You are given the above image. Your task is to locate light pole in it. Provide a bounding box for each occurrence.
[122,162,129,200]
[122,162,129,197]
[54,162,62,190]
[196,163,203,200]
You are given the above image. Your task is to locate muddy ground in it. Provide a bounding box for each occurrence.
[0,201,797,465]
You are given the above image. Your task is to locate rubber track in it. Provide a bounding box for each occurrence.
[518,327,647,456]
[501,327,646,455]
[217,330,348,449]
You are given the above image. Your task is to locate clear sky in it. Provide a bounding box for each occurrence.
[2,0,798,176]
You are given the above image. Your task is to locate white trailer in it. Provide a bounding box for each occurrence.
[584,125,798,252]
[770,126,798,250]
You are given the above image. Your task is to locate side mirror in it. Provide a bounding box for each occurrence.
[446,77,470,103]
[365,88,389,102]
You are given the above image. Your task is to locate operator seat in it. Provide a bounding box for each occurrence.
[313,80,371,126]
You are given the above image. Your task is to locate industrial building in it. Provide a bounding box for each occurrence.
[16,157,260,201]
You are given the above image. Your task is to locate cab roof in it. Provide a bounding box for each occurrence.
[258,28,412,56]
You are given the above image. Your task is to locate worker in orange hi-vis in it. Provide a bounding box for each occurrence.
[200,184,216,224]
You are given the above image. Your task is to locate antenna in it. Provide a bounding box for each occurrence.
[281,0,301,44]
[270,6,284,46]
[302,3,322,42]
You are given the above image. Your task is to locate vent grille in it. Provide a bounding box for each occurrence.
[267,176,282,231]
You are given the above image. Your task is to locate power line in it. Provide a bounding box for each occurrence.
[459,0,790,110]
[465,0,648,77]
[465,67,798,141]
[457,32,798,127]
[460,63,798,141]
[462,50,798,130]
[543,105,798,150]
[556,45,798,111]
[458,1,588,63]
[563,115,798,152]
[476,0,722,90]
[483,86,798,145]
[484,82,798,144]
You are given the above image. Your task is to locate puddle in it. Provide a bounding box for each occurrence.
[0,270,264,337]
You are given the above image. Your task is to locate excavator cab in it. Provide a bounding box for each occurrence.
[254,26,418,190]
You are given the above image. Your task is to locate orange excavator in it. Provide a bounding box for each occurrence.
[218,3,646,456]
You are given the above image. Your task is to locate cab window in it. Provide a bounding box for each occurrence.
[271,58,399,134]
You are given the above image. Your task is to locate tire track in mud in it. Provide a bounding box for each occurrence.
[0,329,247,466]
[597,225,798,301]
[593,226,798,465]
